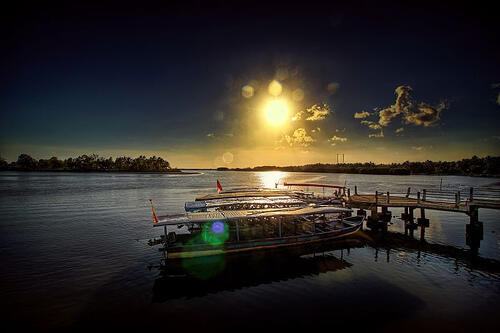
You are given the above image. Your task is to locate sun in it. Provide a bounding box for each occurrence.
[264,100,289,126]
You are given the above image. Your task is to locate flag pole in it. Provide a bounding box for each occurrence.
[149,199,159,223]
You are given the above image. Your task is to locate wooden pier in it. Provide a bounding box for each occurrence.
[341,186,500,252]
[284,183,500,253]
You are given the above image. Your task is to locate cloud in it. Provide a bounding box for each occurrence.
[328,135,348,146]
[405,102,446,126]
[412,146,425,151]
[379,86,445,127]
[283,128,316,147]
[361,120,382,130]
[207,132,234,139]
[368,130,384,138]
[356,86,446,130]
[292,103,330,121]
[354,110,371,119]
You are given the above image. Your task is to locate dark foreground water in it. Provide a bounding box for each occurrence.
[0,171,499,331]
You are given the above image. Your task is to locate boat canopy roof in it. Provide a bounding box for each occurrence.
[185,196,305,211]
[154,206,352,226]
[195,189,312,201]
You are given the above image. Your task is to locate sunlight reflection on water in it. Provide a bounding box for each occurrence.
[257,171,286,188]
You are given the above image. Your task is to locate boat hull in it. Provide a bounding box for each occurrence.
[165,221,363,260]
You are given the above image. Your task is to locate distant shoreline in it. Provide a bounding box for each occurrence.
[213,156,500,178]
[0,169,200,175]
[0,153,193,174]
[214,168,500,178]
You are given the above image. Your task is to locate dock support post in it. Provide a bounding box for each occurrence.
[422,189,426,201]
[375,191,378,205]
[417,191,421,204]
[466,206,483,253]
[403,207,409,235]
[469,187,473,202]
[417,208,429,241]
[347,188,351,198]
[355,186,358,195]
[386,191,390,204]
[381,206,391,223]
[367,206,379,230]
[407,208,416,238]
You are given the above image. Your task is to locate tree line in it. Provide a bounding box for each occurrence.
[219,155,500,177]
[0,154,178,172]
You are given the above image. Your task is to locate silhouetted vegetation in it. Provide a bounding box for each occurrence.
[223,156,500,177]
[0,154,181,173]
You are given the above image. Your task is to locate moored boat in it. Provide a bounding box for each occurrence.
[189,181,342,212]
[151,206,364,260]
[185,196,307,212]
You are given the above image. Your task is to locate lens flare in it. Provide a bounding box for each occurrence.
[268,80,282,96]
[202,221,229,246]
[222,152,234,164]
[242,85,254,98]
[211,221,225,234]
[264,100,289,126]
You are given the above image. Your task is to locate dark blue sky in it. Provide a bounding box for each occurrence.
[1,1,499,167]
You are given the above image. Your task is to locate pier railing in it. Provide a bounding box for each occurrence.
[348,185,500,210]
[282,182,500,210]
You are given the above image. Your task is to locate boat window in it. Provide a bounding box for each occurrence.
[227,221,239,242]
[236,217,280,241]
[263,217,280,239]
[281,216,296,236]
[295,219,314,235]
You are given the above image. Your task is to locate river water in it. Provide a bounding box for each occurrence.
[0,171,499,331]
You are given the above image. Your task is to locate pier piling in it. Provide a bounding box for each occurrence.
[466,206,483,253]
[417,208,429,241]
[407,208,416,238]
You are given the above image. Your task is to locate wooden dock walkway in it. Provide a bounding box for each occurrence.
[342,186,500,252]
[346,194,500,212]
[346,194,467,212]
[284,182,500,252]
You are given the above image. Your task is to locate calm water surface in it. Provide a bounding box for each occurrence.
[0,171,499,331]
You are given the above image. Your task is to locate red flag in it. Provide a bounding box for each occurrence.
[217,180,223,193]
[149,199,159,223]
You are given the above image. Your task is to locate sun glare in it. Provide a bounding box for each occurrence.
[264,100,289,126]
[258,171,286,189]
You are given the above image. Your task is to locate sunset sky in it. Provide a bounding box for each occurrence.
[1,1,499,168]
